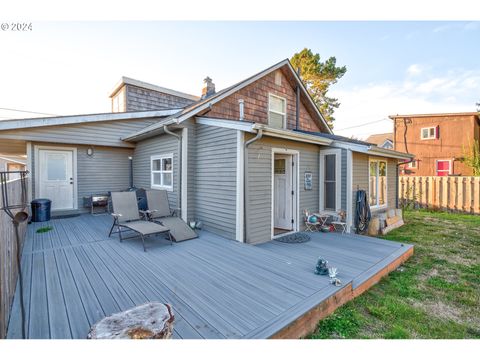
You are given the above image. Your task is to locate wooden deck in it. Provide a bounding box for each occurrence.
[7,214,413,339]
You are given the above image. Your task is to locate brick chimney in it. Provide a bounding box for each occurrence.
[201,76,215,99]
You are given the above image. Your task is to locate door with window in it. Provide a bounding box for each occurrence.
[38,149,74,210]
[436,160,451,176]
[274,155,293,230]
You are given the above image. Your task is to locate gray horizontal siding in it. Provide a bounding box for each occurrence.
[126,84,195,111]
[185,120,196,222]
[133,133,179,210]
[193,124,237,240]
[77,146,133,208]
[0,118,159,148]
[30,142,133,211]
[246,136,321,244]
[351,152,369,230]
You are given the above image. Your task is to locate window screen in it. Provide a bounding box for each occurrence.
[324,154,336,210]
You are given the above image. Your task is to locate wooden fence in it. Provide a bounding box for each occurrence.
[0,178,28,338]
[399,176,480,214]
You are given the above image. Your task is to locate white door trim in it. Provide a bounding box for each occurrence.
[235,130,245,242]
[271,147,300,240]
[34,145,78,210]
[346,149,353,233]
[26,141,33,203]
[181,127,188,221]
[319,148,342,213]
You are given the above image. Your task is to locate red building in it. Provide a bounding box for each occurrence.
[391,112,480,176]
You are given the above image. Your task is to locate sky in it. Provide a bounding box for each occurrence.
[0,21,479,139]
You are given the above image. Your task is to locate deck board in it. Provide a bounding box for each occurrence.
[7,214,413,339]
[53,248,91,338]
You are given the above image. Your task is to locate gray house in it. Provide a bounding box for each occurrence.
[0,59,412,244]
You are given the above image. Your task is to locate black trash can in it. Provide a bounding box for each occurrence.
[31,198,51,222]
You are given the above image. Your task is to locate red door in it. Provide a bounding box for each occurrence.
[436,160,451,176]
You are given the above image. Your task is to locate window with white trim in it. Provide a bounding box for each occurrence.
[324,154,337,211]
[151,154,173,191]
[369,159,387,207]
[421,127,437,140]
[319,149,341,212]
[407,160,417,169]
[268,94,286,129]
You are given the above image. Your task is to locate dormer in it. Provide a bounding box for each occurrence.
[109,77,199,112]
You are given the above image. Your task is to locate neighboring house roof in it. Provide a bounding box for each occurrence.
[365,133,393,147]
[296,129,413,160]
[110,76,200,101]
[123,59,333,142]
[0,108,181,131]
[296,130,373,146]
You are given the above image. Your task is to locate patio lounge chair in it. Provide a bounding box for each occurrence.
[145,190,198,242]
[109,191,172,251]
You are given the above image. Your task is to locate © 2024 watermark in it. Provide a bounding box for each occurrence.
[1,22,33,31]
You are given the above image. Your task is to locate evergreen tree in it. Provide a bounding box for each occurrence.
[291,48,346,129]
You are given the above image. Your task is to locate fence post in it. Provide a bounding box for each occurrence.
[474,177,480,214]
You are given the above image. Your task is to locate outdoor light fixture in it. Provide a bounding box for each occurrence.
[86,147,94,157]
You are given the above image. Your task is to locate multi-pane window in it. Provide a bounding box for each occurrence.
[421,127,437,140]
[151,154,173,191]
[369,160,387,207]
[268,94,286,129]
[407,160,417,169]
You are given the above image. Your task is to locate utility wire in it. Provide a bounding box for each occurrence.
[336,118,391,131]
[0,107,58,117]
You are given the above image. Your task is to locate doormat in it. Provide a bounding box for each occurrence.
[51,214,81,219]
[274,232,310,243]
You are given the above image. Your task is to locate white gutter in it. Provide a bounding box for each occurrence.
[0,108,182,131]
[163,125,183,218]
[252,124,333,146]
[121,116,179,142]
[330,140,413,160]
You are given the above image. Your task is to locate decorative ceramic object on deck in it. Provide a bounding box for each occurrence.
[314,257,329,275]
[328,267,342,286]
[308,215,318,224]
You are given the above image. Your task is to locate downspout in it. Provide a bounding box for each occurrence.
[163,125,182,217]
[396,158,415,208]
[243,129,263,243]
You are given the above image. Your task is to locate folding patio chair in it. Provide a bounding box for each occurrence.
[109,191,172,251]
[145,190,198,242]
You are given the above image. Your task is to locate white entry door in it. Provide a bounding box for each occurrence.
[274,155,293,230]
[38,149,74,210]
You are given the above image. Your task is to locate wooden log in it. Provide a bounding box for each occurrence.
[87,302,175,339]
[381,219,405,235]
[386,216,400,227]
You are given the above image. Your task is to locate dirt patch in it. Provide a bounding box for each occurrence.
[435,253,478,266]
[417,268,438,283]
[413,300,463,324]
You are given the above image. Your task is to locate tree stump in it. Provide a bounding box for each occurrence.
[87,302,174,339]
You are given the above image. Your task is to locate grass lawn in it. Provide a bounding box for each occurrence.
[308,209,480,339]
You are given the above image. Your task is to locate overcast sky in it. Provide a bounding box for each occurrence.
[0,21,478,139]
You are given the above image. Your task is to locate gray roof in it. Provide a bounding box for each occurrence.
[123,59,333,141]
[294,130,373,146]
